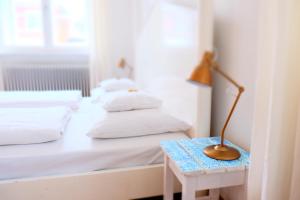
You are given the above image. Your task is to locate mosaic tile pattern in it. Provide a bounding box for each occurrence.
[160,137,250,174]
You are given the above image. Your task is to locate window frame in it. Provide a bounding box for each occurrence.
[0,0,89,55]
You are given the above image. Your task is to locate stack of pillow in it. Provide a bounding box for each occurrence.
[91,78,136,103]
[88,78,191,139]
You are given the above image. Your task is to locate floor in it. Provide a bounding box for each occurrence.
[135,193,223,200]
[135,193,181,200]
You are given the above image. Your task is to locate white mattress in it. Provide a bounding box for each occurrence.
[0,90,82,110]
[0,98,188,180]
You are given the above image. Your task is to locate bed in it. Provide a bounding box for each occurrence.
[0,98,191,200]
[0,99,188,180]
[0,90,210,200]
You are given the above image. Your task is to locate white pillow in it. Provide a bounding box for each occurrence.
[99,78,136,92]
[102,90,162,112]
[87,109,191,138]
[91,87,107,103]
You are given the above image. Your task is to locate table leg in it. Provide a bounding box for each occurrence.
[209,189,220,200]
[164,155,174,200]
[182,177,196,200]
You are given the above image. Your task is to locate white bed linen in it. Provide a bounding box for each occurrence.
[0,90,82,110]
[90,87,107,103]
[99,78,136,92]
[101,90,162,112]
[88,109,191,139]
[0,98,188,180]
[0,107,71,145]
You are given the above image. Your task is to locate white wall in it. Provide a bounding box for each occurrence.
[107,0,135,78]
[212,0,259,151]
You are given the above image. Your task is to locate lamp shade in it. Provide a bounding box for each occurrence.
[188,51,214,86]
[117,58,126,68]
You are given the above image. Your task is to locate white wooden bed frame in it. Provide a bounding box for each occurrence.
[0,164,181,200]
[0,1,213,199]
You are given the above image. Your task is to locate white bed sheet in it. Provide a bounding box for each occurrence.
[0,90,82,110]
[0,98,188,180]
[0,107,71,145]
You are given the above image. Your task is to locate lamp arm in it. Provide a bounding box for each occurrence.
[213,63,245,146]
[126,63,134,78]
[213,64,243,89]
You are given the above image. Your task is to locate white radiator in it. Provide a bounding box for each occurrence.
[2,64,90,96]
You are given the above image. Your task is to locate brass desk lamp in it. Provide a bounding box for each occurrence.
[117,58,133,78]
[188,51,244,160]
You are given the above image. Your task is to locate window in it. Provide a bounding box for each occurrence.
[51,0,88,47]
[0,0,89,52]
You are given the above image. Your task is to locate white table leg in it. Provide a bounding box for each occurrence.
[182,177,196,200]
[164,155,174,200]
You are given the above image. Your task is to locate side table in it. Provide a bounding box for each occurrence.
[160,137,249,200]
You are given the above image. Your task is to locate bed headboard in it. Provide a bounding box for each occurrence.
[134,0,213,137]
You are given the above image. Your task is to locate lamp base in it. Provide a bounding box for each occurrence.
[203,144,241,161]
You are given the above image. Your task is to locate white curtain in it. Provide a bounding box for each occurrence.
[0,61,4,90]
[290,110,300,200]
[247,0,300,199]
[89,0,112,88]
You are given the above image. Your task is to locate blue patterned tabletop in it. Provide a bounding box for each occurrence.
[160,137,250,175]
